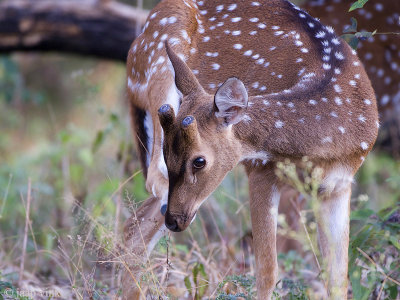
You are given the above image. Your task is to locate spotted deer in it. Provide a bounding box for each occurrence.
[123,0,379,298]
[302,0,400,156]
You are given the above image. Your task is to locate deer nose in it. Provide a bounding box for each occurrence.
[165,212,182,232]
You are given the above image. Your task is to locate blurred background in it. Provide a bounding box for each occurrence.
[0,0,399,299]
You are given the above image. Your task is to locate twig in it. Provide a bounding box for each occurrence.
[377,276,388,300]
[374,32,400,35]
[19,179,32,285]
[111,187,122,289]
[377,269,398,299]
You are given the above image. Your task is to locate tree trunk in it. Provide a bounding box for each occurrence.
[0,0,149,62]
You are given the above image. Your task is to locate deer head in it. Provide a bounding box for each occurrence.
[159,43,248,232]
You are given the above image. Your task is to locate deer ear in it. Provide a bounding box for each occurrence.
[214,77,248,126]
[165,42,202,96]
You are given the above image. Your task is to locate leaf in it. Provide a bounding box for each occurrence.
[388,284,398,299]
[92,130,104,153]
[192,263,209,299]
[344,17,358,33]
[59,130,71,144]
[350,208,374,220]
[193,263,199,286]
[389,236,400,250]
[341,34,359,50]
[349,266,376,300]
[349,267,362,300]
[109,112,119,123]
[184,276,192,296]
[197,263,208,298]
[349,224,372,265]
[349,0,370,12]
[377,206,398,221]
[198,262,207,278]
[355,30,376,40]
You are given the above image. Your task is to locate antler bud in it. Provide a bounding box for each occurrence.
[158,104,175,133]
[181,115,200,144]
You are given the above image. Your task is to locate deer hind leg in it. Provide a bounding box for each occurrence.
[247,166,280,299]
[316,167,353,299]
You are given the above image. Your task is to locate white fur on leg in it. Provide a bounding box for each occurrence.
[269,184,281,230]
[317,188,351,299]
[143,111,154,167]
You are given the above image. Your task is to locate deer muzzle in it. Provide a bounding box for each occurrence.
[164,210,195,232]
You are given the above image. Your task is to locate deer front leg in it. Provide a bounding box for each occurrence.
[122,196,167,300]
[316,184,351,299]
[247,167,280,299]
[145,113,169,208]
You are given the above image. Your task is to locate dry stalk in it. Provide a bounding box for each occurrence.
[19,178,32,285]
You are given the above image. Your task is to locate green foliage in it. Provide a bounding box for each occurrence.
[274,279,308,300]
[92,112,121,153]
[184,262,209,299]
[341,17,377,50]
[0,57,19,103]
[278,251,307,277]
[349,202,400,300]
[349,0,370,12]
[216,275,256,300]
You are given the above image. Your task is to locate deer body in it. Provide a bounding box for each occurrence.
[125,0,378,298]
[302,0,400,156]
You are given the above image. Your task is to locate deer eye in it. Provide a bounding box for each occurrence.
[193,157,206,170]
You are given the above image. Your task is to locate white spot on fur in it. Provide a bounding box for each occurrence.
[334,97,342,105]
[227,3,237,10]
[322,136,333,143]
[181,30,191,43]
[364,99,371,105]
[335,52,345,60]
[361,142,368,150]
[244,50,253,56]
[211,63,220,70]
[275,120,284,128]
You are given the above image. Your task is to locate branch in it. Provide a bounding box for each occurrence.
[0,0,149,62]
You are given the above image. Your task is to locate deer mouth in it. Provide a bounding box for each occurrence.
[165,211,196,232]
